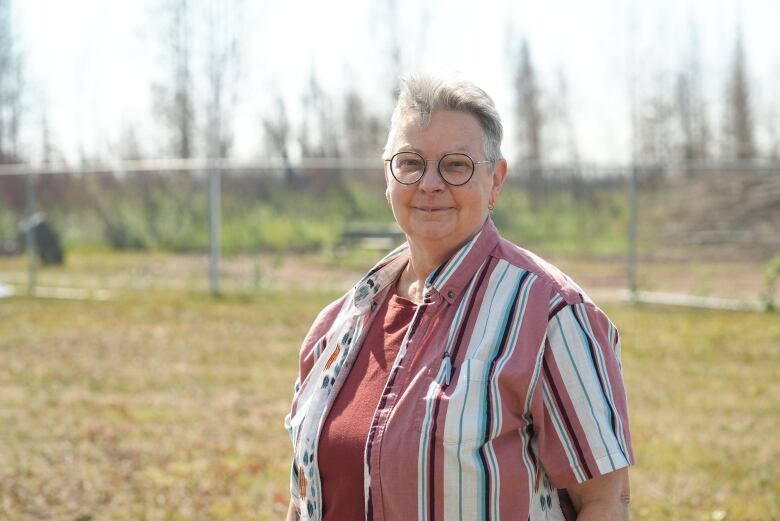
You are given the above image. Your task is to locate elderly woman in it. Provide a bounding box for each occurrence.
[286,74,633,521]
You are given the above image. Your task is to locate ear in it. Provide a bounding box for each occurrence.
[489,159,508,205]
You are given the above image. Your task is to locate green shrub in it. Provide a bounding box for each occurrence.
[25,174,636,257]
[762,255,780,311]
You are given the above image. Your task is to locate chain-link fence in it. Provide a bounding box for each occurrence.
[631,162,779,309]
[1,160,778,308]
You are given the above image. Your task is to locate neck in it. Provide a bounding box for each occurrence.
[396,228,481,304]
[396,251,436,305]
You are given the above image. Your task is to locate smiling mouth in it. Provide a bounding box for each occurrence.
[413,206,453,212]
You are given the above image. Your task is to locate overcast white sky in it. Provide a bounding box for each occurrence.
[12,0,780,164]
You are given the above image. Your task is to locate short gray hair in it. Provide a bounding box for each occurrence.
[383,74,504,161]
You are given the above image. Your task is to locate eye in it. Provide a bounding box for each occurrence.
[441,155,473,172]
[399,158,422,168]
[393,153,424,170]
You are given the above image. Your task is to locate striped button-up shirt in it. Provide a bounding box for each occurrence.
[285,218,633,521]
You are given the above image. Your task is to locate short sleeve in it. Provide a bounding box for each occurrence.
[534,301,634,488]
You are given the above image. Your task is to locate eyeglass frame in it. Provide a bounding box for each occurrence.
[383,151,495,187]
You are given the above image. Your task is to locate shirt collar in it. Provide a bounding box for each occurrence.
[425,217,500,304]
[353,218,500,311]
[352,242,409,313]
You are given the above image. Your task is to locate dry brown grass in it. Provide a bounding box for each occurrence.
[618,304,780,520]
[2,249,775,303]
[1,286,778,519]
[0,291,333,520]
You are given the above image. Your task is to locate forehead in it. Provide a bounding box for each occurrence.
[392,110,485,154]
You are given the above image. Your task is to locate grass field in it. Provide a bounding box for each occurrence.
[1,288,779,520]
[1,248,775,305]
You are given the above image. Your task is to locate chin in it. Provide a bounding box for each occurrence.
[408,225,459,244]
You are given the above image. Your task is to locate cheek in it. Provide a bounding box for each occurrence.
[455,185,490,209]
[388,183,413,201]
[386,186,408,215]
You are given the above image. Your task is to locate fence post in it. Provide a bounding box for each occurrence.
[208,165,221,297]
[25,172,37,297]
[208,79,222,297]
[627,164,638,300]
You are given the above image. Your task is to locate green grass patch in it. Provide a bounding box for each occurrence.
[3,174,638,257]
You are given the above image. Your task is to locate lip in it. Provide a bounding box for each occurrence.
[412,205,453,212]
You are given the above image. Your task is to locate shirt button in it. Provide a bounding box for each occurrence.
[447,290,455,299]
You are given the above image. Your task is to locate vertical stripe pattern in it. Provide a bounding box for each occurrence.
[285,219,633,521]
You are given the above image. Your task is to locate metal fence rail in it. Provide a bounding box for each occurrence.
[1,159,778,308]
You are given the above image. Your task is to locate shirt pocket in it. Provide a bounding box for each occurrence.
[440,357,492,445]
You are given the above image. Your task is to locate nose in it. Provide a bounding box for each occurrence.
[417,161,446,192]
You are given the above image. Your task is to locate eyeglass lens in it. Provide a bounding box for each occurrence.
[390,152,474,186]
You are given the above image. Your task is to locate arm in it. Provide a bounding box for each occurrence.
[567,467,631,520]
[538,301,634,519]
[286,499,298,521]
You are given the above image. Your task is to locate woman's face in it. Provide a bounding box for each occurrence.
[385,109,507,255]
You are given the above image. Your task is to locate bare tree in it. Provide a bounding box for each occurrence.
[372,0,430,105]
[341,88,384,159]
[152,0,196,159]
[0,0,25,225]
[384,0,403,102]
[0,0,24,163]
[768,105,780,161]
[675,73,706,162]
[513,39,545,192]
[723,30,756,160]
[545,69,580,165]
[117,124,144,161]
[39,111,53,164]
[674,21,710,167]
[261,96,297,185]
[637,82,674,163]
[515,40,544,162]
[299,71,340,159]
[203,0,245,159]
[150,0,245,160]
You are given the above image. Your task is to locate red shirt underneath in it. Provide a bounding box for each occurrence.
[319,286,417,521]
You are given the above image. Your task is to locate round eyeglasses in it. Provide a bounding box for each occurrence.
[384,152,493,186]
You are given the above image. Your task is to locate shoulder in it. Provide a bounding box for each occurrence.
[492,236,590,313]
[314,292,353,327]
[305,292,352,346]
[299,291,353,366]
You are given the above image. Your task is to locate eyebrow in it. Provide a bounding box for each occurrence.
[394,146,475,157]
